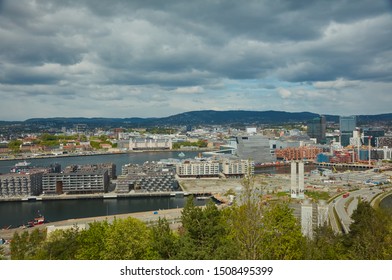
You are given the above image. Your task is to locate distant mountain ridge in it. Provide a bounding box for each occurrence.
[19,110,392,127]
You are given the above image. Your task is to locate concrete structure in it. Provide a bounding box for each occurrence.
[0,172,43,197]
[235,135,275,163]
[42,170,109,194]
[307,115,326,144]
[317,200,329,227]
[339,116,357,147]
[291,161,304,199]
[301,200,313,238]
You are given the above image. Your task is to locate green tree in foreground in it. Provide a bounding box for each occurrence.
[260,202,305,260]
[304,224,345,260]
[150,218,178,259]
[76,220,110,260]
[10,229,47,260]
[35,227,80,260]
[176,197,234,259]
[344,201,392,259]
[104,217,153,259]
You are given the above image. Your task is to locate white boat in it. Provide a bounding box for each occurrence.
[178,152,185,157]
[15,161,31,167]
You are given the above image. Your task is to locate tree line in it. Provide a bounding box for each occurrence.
[6,196,392,260]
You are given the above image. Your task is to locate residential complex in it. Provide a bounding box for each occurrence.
[42,170,109,195]
[0,172,43,197]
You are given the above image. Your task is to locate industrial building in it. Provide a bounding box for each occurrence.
[0,172,43,197]
[42,170,109,194]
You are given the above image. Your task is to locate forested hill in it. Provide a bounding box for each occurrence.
[18,110,392,127]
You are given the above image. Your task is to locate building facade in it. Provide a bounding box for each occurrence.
[0,172,43,197]
[42,170,109,194]
[176,160,220,178]
[221,159,253,178]
[275,146,323,161]
[339,116,357,147]
[129,138,172,150]
[235,135,275,163]
[307,115,326,144]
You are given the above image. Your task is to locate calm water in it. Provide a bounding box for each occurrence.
[0,196,204,229]
[0,152,391,228]
[0,151,204,228]
[0,151,202,176]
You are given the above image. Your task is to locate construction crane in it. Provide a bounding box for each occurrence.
[361,135,373,166]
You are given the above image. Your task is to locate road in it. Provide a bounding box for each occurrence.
[329,187,383,234]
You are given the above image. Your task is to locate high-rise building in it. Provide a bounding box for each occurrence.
[339,116,357,147]
[307,115,326,144]
[363,128,385,147]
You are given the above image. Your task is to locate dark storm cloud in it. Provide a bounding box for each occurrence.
[0,0,391,120]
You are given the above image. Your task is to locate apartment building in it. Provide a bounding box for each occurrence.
[176,160,220,178]
[0,172,43,197]
[42,170,109,194]
[221,159,253,178]
[275,146,323,161]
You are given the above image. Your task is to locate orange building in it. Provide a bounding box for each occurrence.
[275,146,322,161]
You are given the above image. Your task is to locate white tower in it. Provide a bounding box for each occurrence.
[291,161,305,199]
[291,161,298,198]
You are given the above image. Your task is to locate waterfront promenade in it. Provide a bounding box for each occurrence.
[0,207,184,240]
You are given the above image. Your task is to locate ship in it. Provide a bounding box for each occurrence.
[11,161,32,173]
[15,161,31,167]
[26,212,47,228]
[178,152,185,157]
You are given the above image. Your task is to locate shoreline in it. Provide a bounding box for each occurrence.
[0,148,212,162]
[0,207,185,240]
[0,191,199,203]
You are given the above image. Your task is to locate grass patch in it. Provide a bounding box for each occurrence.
[305,190,330,201]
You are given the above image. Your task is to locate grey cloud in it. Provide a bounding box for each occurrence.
[0,0,391,120]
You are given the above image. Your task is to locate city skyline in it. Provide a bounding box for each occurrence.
[1,0,392,121]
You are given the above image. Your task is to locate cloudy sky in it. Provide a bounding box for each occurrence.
[0,0,391,121]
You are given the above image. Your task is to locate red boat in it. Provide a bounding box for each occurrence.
[27,214,47,227]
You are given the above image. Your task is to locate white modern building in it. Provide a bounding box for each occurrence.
[221,159,254,177]
[128,138,172,150]
[176,160,220,178]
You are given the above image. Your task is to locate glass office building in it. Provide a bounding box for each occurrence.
[339,116,357,147]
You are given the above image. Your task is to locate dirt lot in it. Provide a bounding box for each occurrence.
[178,174,292,195]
